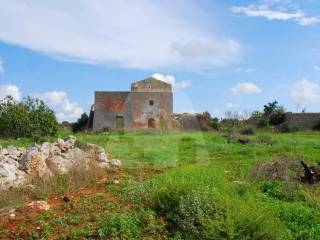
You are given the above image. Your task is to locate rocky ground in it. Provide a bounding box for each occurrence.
[0,136,121,190]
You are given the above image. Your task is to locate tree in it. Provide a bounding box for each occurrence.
[72,112,89,133]
[223,111,242,127]
[263,101,278,121]
[263,101,285,126]
[0,96,58,139]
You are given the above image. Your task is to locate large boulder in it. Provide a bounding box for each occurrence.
[83,144,108,162]
[0,158,26,190]
[0,136,122,190]
[56,136,76,152]
[83,144,121,168]
[0,146,25,161]
[39,142,60,160]
[47,148,90,174]
[19,147,52,177]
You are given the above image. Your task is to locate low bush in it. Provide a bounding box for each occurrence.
[129,166,286,240]
[240,126,256,135]
[276,202,320,239]
[277,123,299,133]
[210,118,220,130]
[313,121,320,131]
[152,187,285,240]
[97,209,166,239]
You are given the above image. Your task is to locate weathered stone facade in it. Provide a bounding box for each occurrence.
[285,112,320,130]
[93,77,173,131]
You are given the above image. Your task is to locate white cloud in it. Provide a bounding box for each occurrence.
[290,79,320,104]
[226,102,239,108]
[176,109,197,114]
[314,65,320,72]
[0,1,240,70]
[235,67,256,73]
[175,81,192,90]
[0,84,21,101]
[0,58,4,75]
[231,82,262,96]
[152,73,192,90]
[231,4,320,26]
[34,91,83,122]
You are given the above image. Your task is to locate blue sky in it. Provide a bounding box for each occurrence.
[0,0,320,121]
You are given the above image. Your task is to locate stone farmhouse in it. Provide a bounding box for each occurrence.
[92,77,173,131]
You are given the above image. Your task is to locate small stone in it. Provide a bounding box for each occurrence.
[9,213,15,219]
[113,180,120,184]
[26,200,50,211]
[63,196,70,202]
[109,159,122,168]
[97,178,108,184]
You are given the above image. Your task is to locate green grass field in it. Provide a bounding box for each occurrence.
[1,130,320,239]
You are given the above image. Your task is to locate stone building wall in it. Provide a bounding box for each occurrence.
[92,77,173,131]
[93,92,132,131]
[131,78,172,92]
[131,92,173,128]
[285,112,320,130]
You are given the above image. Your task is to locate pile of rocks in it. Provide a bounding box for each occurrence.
[0,136,121,190]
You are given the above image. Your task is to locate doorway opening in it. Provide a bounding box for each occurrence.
[116,116,124,129]
[148,118,155,128]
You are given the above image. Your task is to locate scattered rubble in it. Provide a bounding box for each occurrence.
[0,136,122,190]
[26,200,50,211]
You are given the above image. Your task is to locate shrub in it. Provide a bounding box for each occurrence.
[269,108,286,126]
[240,126,256,135]
[277,123,299,133]
[210,118,220,130]
[152,187,284,240]
[0,96,58,139]
[72,112,89,133]
[263,101,286,126]
[97,209,166,239]
[313,121,320,131]
[276,202,320,239]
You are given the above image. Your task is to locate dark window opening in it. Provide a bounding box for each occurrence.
[149,100,154,106]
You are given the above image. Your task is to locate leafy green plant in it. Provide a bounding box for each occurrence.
[240,126,256,135]
[72,112,89,133]
[0,96,58,138]
[277,123,299,133]
[210,117,220,130]
[97,209,165,239]
[263,101,286,126]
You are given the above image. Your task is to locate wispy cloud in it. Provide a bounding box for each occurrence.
[235,67,256,73]
[226,102,239,108]
[290,78,320,104]
[314,65,320,72]
[0,1,240,70]
[231,82,262,96]
[152,73,192,90]
[231,4,320,26]
[0,58,4,75]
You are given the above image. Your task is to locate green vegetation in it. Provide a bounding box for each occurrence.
[72,112,89,133]
[2,130,320,239]
[0,96,58,139]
